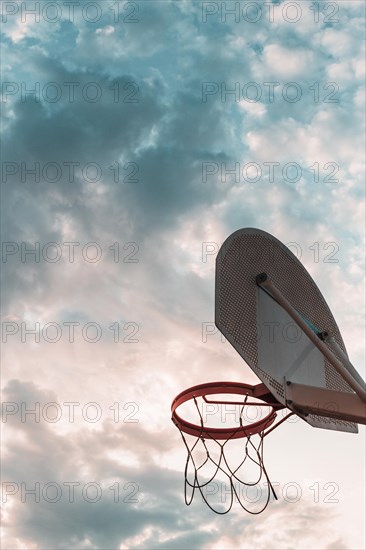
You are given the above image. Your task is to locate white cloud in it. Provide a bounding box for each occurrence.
[262,44,315,78]
[96,25,115,36]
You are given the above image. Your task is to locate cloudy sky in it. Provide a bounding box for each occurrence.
[1,1,365,548]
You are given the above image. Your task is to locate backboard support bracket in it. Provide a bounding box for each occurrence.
[284,380,366,425]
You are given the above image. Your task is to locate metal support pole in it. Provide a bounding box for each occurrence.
[256,273,366,404]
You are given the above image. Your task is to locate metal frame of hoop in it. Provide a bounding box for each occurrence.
[171,381,289,440]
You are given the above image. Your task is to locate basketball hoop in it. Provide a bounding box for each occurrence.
[171,227,366,514]
[172,381,293,514]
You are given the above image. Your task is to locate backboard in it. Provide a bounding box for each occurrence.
[215,227,358,433]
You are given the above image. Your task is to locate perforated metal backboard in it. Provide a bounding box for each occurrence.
[215,228,357,433]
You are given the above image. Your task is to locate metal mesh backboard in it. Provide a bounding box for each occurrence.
[215,228,357,433]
